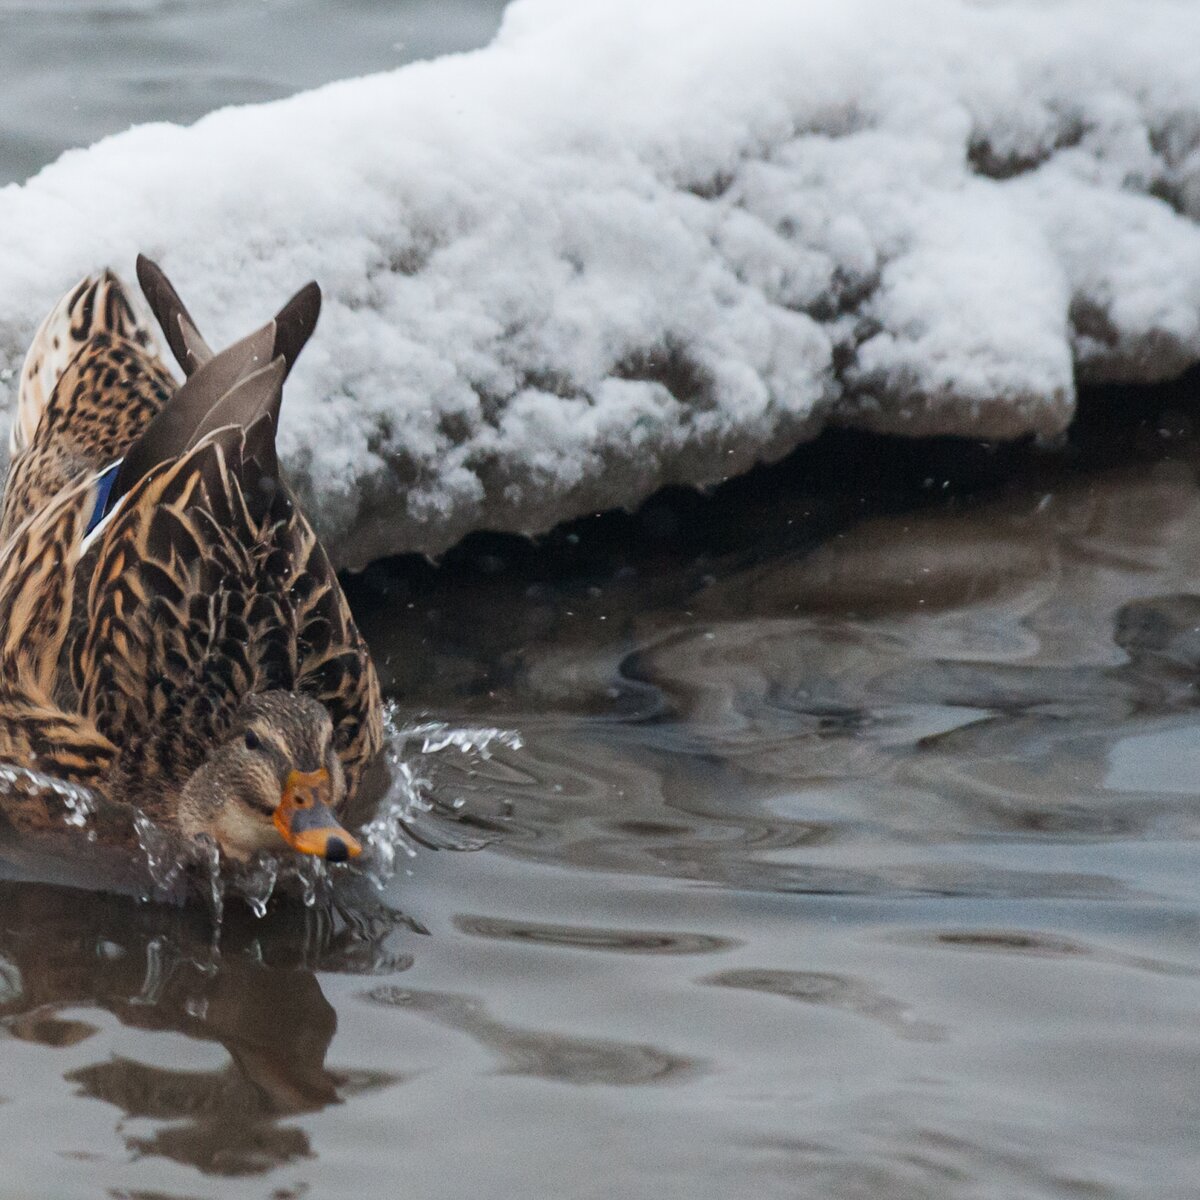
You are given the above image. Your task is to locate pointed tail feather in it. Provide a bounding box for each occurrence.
[184,356,285,453]
[136,254,213,377]
[136,255,321,381]
[271,281,321,379]
[103,259,321,528]
[110,321,277,507]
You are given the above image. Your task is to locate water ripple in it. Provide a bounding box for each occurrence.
[453,915,738,955]
[702,968,945,1042]
[363,986,701,1087]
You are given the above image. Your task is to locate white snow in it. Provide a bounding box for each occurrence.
[0,0,1198,564]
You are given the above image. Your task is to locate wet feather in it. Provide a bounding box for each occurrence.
[0,263,382,868]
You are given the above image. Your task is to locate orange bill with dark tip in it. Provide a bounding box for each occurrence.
[275,767,362,861]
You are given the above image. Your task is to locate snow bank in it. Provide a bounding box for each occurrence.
[0,0,1198,565]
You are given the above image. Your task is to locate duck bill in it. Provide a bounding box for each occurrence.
[274,768,362,862]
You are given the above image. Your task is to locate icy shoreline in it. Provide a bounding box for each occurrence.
[0,0,1198,565]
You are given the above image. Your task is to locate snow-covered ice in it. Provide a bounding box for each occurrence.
[0,0,1198,564]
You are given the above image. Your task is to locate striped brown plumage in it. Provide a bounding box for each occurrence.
[1,333,174,540]
[0,264,382,860]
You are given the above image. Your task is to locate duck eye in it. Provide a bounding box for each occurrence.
[244,730,262,752]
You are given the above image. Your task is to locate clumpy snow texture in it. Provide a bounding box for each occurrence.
[1,0,1199,565]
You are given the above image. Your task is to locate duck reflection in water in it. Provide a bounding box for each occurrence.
[0,882,402,1176]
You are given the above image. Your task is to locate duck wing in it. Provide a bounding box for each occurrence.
[76,427,293,797]
[78,425,380,804]
[0,474,116,790]
[272,497,383,789]
[10,270,159,457]
[110,269,319,514]
[2,274,175,542]
[126,268,377,776]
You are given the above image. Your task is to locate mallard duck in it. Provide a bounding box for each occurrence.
[0,258,382,869]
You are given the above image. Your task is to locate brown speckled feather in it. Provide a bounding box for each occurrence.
[10,270,158,458]
[0,264,381,857]
[277,500,383,785]
[77,427,381,817]
[2,275,174,542]
[0,477,115,788]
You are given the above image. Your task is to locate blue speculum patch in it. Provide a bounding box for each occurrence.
[86,460,121,535]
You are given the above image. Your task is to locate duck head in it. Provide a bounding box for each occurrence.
[178,692,362,864]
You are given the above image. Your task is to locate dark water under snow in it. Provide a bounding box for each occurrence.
[1,5,1198,1198]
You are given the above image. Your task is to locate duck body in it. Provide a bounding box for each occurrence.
[0,260,382,872]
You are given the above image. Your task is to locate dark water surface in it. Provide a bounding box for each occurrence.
[4,374,1200,1198]
[2,6,1200,1198]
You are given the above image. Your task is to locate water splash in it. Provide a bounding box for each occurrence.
[226,852,333,913]
[358,757,426,887]
[400,719,525,759]
[129,936,171,1007]
[3,707,522,920]
[132,812,185,898]
[236,854,279,919]
[132,812,226,916]
[0,763,97,828]
[280,853,332,909]
[131,808,333,917]
[353,706,523,891]
[199,837,224,926]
